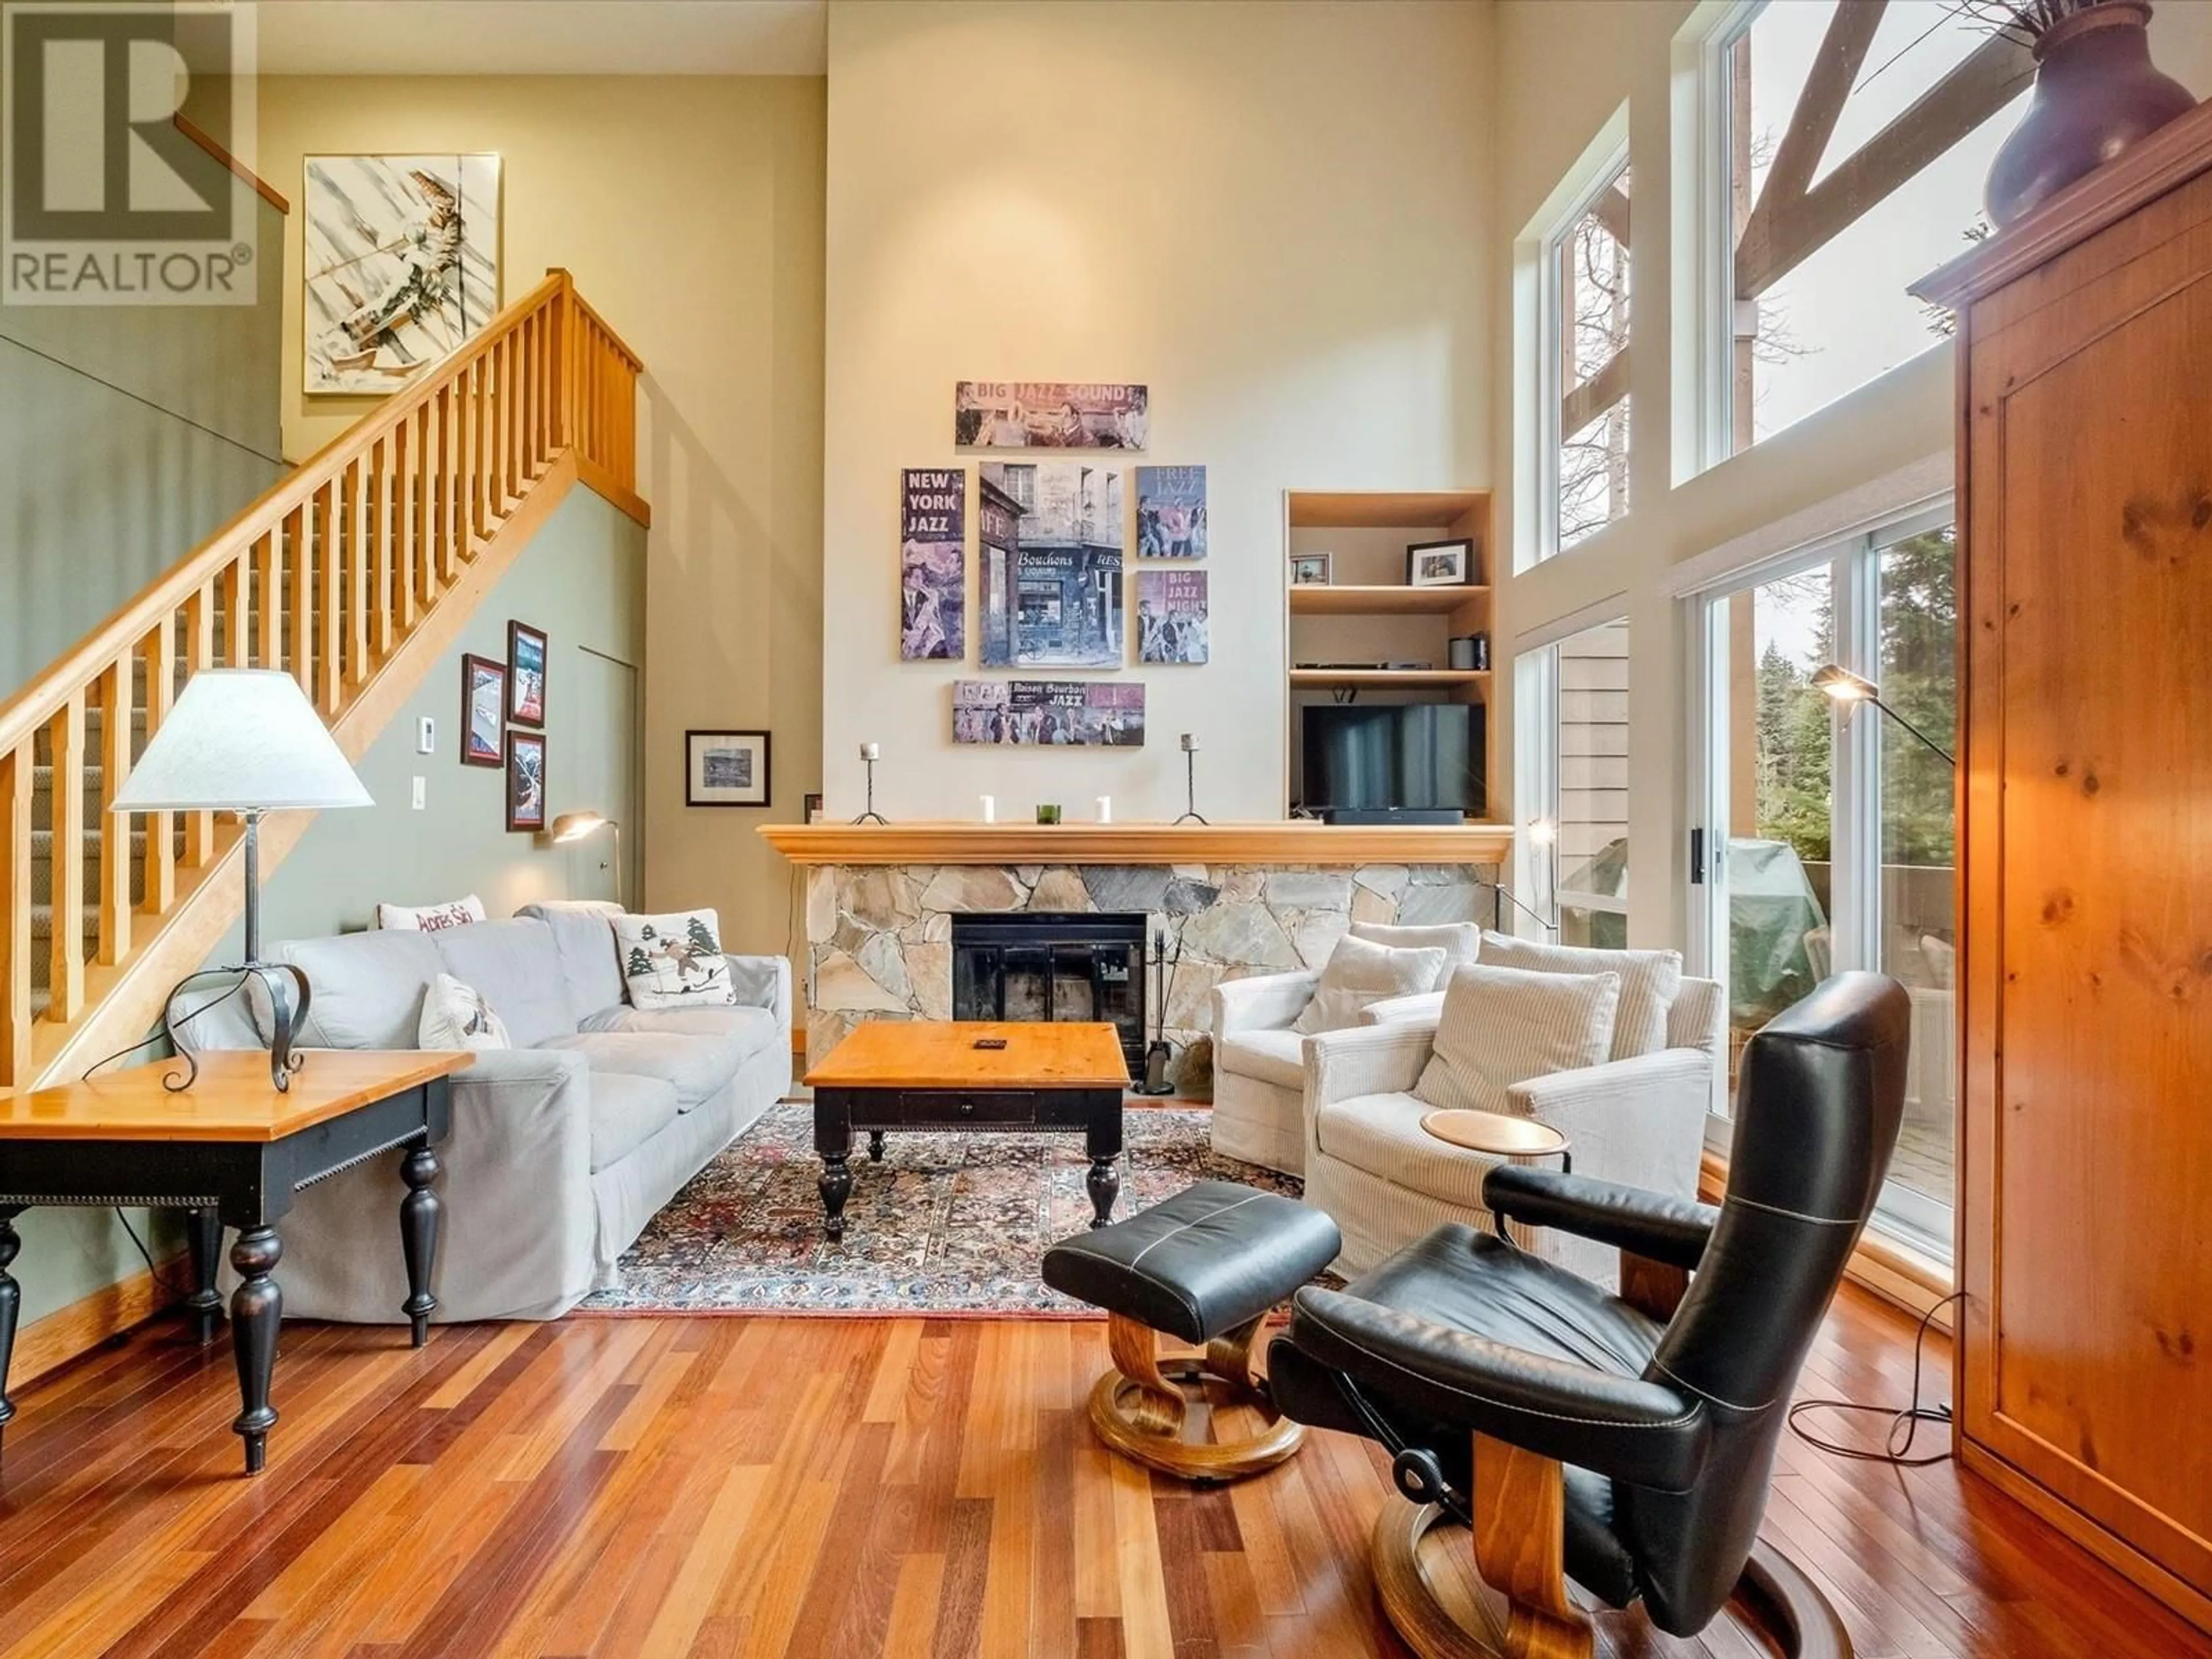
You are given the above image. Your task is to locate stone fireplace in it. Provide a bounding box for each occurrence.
[798,845,1502,1095]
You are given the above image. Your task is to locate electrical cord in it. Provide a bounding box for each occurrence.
[75,974,251,1082]
[1786,1290,1964,1466]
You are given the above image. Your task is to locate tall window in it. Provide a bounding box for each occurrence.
[1520,618,1630,946]
[1691,508,1957,1255]
[1550,159,1632,551]
[1702,1,2031,455]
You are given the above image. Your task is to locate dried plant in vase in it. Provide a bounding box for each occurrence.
[1956,0,2197,225]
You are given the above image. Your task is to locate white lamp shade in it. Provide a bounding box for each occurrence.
[111,671,374,813]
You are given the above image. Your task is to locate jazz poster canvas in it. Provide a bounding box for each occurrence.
[1135,467,1206,558]
[978,463,1122,668]
[900,468,965,660]
[952,680,1146,747]
[304,154,502,394]
[1138,570,1209,665]
[955,382,1147,450]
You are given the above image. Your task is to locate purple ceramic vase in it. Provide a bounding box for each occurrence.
[1986,1,2197,228]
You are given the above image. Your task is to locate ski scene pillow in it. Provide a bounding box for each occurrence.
[614,909,737,1010]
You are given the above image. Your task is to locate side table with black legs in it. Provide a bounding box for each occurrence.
[0,1049,471,1474]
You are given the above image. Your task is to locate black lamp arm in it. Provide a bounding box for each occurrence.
[1864,694,1957,768]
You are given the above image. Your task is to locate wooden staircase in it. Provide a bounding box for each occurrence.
[0,268,646,1092]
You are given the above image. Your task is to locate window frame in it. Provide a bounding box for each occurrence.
[1516,608,1632,944]
[1537,143,1634,562]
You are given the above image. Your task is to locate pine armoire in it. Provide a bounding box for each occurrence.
[1914,101,2212,1634]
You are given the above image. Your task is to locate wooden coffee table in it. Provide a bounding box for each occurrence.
[804,1021,1130,1240]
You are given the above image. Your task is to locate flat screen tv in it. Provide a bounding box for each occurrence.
[1302,703,1484,815]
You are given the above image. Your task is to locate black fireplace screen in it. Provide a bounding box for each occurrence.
[950,912,1146,1075]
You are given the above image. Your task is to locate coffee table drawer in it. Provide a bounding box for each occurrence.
[895,1089,1038,1125]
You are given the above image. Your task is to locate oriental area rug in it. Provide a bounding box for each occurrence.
[577,1103,1299,1317]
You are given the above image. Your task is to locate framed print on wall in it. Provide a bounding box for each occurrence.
[506,730,547,832]
[460,654,505,767]
[507,621,547,727]
[303,154,502,395]
[687,729,771,808]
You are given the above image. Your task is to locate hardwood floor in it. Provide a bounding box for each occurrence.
[0,1286,2205,1658]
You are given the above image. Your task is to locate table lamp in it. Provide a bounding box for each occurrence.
[549,810,623,906]
[110,670,374,1091]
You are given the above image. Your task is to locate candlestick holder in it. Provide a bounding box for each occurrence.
[852,743,888,825]
[1174,733,1208,825]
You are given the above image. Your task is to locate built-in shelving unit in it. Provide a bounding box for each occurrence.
[1283,488,1496,817]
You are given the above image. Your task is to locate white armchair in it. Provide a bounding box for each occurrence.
[1302,978,1723,1283]
[1209,969,1319,1174]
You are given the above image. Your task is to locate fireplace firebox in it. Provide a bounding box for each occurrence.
[951,912,1147,1076]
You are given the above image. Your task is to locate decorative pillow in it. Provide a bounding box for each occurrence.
[1477,932,1681,1062]
[1413,963,1621,1114]
[378,894,486,933]
[1349,920,1481,969]
[1292,935,1449,1035]
[614,908,737,1010]
[418,972,511,1052]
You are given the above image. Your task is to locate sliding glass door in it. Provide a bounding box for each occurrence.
[1688,508,1957,1259]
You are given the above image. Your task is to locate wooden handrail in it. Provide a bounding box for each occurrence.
[0,268,646,1088]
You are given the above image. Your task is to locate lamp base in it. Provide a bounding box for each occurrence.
[161,963,314,1093]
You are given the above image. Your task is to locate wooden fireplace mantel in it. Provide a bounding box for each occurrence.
[756,820,1513,867]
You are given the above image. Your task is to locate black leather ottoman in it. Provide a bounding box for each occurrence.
[1043,1180,1342,1482]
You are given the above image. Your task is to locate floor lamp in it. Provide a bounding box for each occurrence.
[550,812,623,906]
[1813,664,1957,767]
[111,671,374,1091]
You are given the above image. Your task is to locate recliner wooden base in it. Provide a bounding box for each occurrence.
[1085,1310,1304,1483]
[1371,1494,1854,1659]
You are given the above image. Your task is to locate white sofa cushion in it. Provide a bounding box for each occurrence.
[615,910,738,1010]
[377,893,487,932]
[1478,932,1681,1061]
[1215,1028,1306,1090]
[1413,963,1621,1113]
[577,1002,782,1067]
[1292,935,1449,1035]
[418,973,511,1052]
[1315,1089,1497,1209]
[1349,920,1481,969]
[278,930,443,1048]
[539,1031,739,1111]
[587,1071,681,1172]
[517,903,629,1026]
[430,918,575,1048]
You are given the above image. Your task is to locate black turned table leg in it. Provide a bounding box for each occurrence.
[868,1130,886,1163]
[228,1226,282,1474]
[0,1207,22,1444]
[1086,1097,1124,1229]
[399,1141,441,1347]
[184,1207,224,1344]
[815,1091,855,1241]
[820,1153,853,1239]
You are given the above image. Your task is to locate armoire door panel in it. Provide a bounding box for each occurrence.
[1968,259,2212,1597]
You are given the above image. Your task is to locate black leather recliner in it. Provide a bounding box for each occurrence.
[1270,972,1909,1658]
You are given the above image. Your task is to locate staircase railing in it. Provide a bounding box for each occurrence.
[0,267,644,1089]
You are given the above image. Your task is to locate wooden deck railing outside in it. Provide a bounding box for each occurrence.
[0,268,645,1089]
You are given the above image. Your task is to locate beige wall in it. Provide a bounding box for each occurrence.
[1486,0,2212,948]
[821,0,1494,823]
[257,74,825,956]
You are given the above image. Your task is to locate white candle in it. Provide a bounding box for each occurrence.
[980,794,996,823]
[859,741,880,762]
[1096,795,1112,823]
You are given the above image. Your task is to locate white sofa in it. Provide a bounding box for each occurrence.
[198,903,791,1321]
[1301,974,1723,1283]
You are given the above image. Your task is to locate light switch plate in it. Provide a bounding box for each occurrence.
[411,776,427,811]
[416,717,435,755]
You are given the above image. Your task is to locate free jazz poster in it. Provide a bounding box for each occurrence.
[955,382,1148,450]
[978,463,1123,667]
[1135,466,1206,558]
[1137,569,1208,664]
[900,468,965,660]
[952,680,1146,747]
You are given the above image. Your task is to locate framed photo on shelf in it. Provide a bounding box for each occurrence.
[1289,552,1334,587]
[687,729,772,808]
[507,621,548,727]
[1407,539,1475,587]
[460,654,505,767]
[506,730,547,832]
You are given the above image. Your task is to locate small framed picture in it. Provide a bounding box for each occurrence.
[506,730,547,832]
[1289,552,1334,587]
[688,729,772,808]
[508,620,548,727]
[804,791,825,824]
[1407,539,1475,588]
[460,654,505,767]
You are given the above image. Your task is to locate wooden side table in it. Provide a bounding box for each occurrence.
[1420,1109,1571,1247]
[0,1048,471,1473]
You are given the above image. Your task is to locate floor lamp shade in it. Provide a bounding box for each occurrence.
[110,671,374,814]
